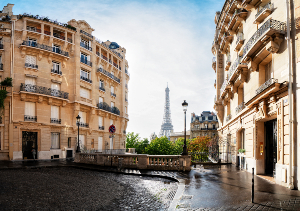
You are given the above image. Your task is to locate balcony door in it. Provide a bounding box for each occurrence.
[22,131,37,159]
[265,119,277,176]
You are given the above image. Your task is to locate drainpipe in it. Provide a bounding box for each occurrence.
[286,0,294,190]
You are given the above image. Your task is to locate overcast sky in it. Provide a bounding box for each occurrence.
[10,0,224,139]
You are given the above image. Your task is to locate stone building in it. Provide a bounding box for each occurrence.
[169,131,190,143]
[212,0,299,189]
[190,111,218,139]
[0,4,129,160]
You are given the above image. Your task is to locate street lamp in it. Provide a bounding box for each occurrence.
[182,100,188,155]
[76,115,81,153]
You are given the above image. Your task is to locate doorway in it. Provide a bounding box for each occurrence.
[22,131,38,159]
[265,119,277,176]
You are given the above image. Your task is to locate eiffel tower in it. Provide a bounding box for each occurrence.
[159,84,173,139]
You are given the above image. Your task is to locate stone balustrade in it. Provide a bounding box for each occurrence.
[75,153,191,171]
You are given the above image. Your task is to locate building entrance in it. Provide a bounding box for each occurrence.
[265,119,277,176]
[22,131,37,159]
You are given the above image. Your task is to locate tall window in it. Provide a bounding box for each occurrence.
[51,105,59,123]
[99,97,103,103]
[98,116,103,127]
[111,86,114,94]
[111,102,115,108]
[25,102,36,118]
[52,61,60,73]
[25,77,36,85]
[80,69,90,80]
[98,137,103,152]
[80,52,90,63]
[80,87,90,99]
[78,111,87,123]
[27,38,37,46]
[79,134,85,150]
[52,44,61,53]
[25,55,37,68]
[99,80,104,88]
[265,61,272,81]
[110,119,113,126]
[51,133,60,149]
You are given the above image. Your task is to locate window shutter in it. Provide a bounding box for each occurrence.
[80,88,90,98]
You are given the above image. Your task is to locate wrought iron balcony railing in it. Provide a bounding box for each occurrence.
[227,57,247,81]
[99,86,105,92]
[21,40,69,57]
[236,33,244,45]
[67,38,72,43]
[80,58,92,67]
[50,118,61,124]
[53,32,65,40]
[226,114,232,122]
[78,122,89,128]
[241,19,286,59]
[20,83,69,99]
[0,63,3,70]
[80,76,92,83]
[235,102,245,115]
[101,54,108,61]
[255,78,278,96]
[24,115,37,122]
[80,30,93,38]
[97,68,120,83]
[113,62,118,68]
[220,79,228,96]
[80,42,92,51]
[99,126,104,130]
[111,92,116,97]
[97,102,120,115]
[0,44,3,49]
[44,30,51,36]
[25,63,38,69]
[255,3,274,20]
[51,69,62,75]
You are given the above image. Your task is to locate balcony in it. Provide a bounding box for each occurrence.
[53,32,65,41]
[125,69,130,77]
[51,69,62,75]
[254,3,274,24]
[226,114,232,122]
[21,40,69,57]
[67,38,72,43]
[235,33,244,52]
[101,54,108,61]
[227,57,247,83]
[25,63,38,69]
[255,78,278,96]
[44,31,51,36]
[27,26,41,33]
[24,115,37,122]
[80,76,92,84]
[192,127,216,131]
[80,30,93,39]
[78,122,89,128]
[99,126,104,130]
[97,68,120,83]
[212,57,216,71]
[125,98,128,102]
[113,62,118,69]
[227,9,248,34]
[50,118,61,124]
[80,42,92,51]
[20,83,69,99]
[220,32,233,54]
[241,19,286,62]
[111,92,116,98]
[0,44,3,49]
[242,0,261,10]
[220,79,228,97]
[97,102,120,115]
[80,58,92,67]
[0,63,3,70]
[235,102,245,115]
[99,86,105,92]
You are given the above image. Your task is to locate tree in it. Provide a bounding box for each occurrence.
[188,136,211,161]
[145,136,176,155]
[173,138,190,155]
[126,132,149,154]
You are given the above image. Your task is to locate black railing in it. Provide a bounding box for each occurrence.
[97,102,120,115]
[123,130,126,134]
[44,30,51,35]
[99,86,105,92]
[67,38,72,43]
[78,122,89,128]
[50,118,61,124]
[80,76,92,83]
[51,69,62,75]
[25,63,38,69]
[97,68,120,83]
[80,30,93,38]
[111,92,116,98]
[101,54,108,61]
[255,3,273,20]
[255,78,278,95]
[0,44,3,49]
[20,83,69,99]
[80,58,92,67]
[235,102,245,115]
[80,42,92,51]
[99,126,104,130]
[0,63,3,70]
[24,115,37,122]
[53,32,65,40]
[21,40,69,57]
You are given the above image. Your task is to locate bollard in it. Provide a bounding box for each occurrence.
[251,167,254,203]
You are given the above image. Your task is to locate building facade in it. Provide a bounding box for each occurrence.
[190,111,218,139]
[169,131,190,143]
[212,0,299,189]
[0,4,129,160]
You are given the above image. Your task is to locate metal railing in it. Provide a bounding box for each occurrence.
[44,30,51,36]
[241,19,286,59]
[97,102,120,115]
[0,44,3,49]
[24,115,37,122]
[51,69,62,75]
[226,114,232,122]
[80,42,92,51]
[113,62,118,68]
[255,78,278,95]
[227,56,246,81]
[80,30,93,38]
[80,58,92,67]
[0,63,2,70]
[25,63,38,69]
[67,38,72,43]
[78,122,89,128]
[53,32,65,40]
[236,32,244,45]
[235,102,245,115]
[101,54,108,61]
[20,83,69,99]
[50,118,61,124]
[27,27,41,33]
[80,76,92,83]
[111,92,116,97]
[220,79,228,96]
[99,126,104,130]
[99,86,105,92]
[21,40,69,57]
[255,3,274,20]
[97,68,120,83]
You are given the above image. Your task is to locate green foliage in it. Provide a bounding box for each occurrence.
[0,89,7,109]
[188,136,211,162]
[0,77,12,87]
[238,148,245,153]
[126,132,149,154]
[145,136,176,155]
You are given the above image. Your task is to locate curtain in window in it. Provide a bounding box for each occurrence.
[25,102,35,116]
[79,111,86,123]
[51,106,59,119]
[25,55,36,65]
[25,77,36,85]
[51,133,60,149]
[80,88,90,99]
[99,97,103,103]
[98,137,103,152]
[98,116,103,127]
[51,83,60,90]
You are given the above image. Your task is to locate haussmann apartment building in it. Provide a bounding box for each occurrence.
[212,0,300,189]
[0,4,130,160]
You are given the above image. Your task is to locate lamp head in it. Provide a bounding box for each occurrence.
[76,115,81,122]
[182,100,188,111]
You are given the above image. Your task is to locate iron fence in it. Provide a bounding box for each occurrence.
[20,83,69,99]
[21,40,69,57]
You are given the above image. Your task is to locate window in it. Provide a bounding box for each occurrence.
[25,55,37,68]
[79,134,85,150]
[68,137,71,148]
[111,86,114,93]
[80,69,90,80]
[80,87,90,99]
[265,61,272,81]
[213,124,216,129]
[27,38,37,47]
[25,77,36,85]
[205,124,208,129]
[51,133,60,149]
[51,106,59,123]
[111,102,115,108]
[99,97,103,103]
[80,52,90,63]
[99,80,104,88]
[52,44,61,54]
[98,137,103,152]
[110,119,113,126]
[125,106,127,114]
[52,61,60,72]
[51,83,60,90]
[78,111,87,123]
[25,102,35,118]
[98,116,103,127]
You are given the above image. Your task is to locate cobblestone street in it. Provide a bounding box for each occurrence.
[0,167,177,210]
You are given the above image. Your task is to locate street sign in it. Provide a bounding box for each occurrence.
[109,124,116,134]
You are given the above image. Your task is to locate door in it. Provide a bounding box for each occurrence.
[265,119,277,176]
[22,131,38,159]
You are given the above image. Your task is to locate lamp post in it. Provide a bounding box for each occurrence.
[182,100,188,155]
[76,115,81,153]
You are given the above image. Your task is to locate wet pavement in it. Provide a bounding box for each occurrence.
[1,160,300,210]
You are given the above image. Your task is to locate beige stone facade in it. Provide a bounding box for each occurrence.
[0,4,129,160]
[212,0,299,189]
[190,111,218,139]
[169,131,190,143]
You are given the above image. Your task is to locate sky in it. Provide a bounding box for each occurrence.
[8,0,224,139]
